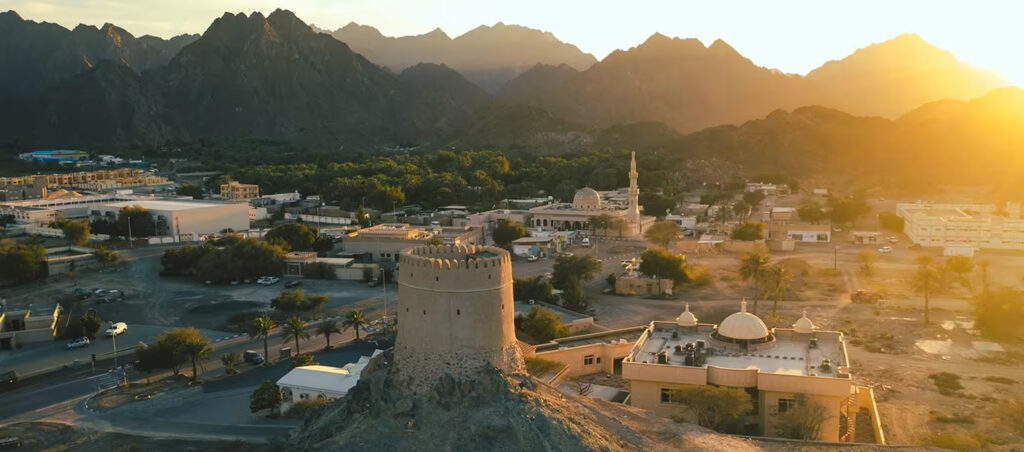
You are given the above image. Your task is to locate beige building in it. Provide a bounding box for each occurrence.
[898,202,1024,251]
[621,302,881,442]
[283,251,378,280]
[615,274,674,296]
[342,223,483,262]
[395,245,523,393]
[0,302,62,349]
[528,152,655,237]
[220,181,260,201]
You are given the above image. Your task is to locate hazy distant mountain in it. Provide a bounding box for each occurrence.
[329,22,596,91]
[503,33,1007,133]
[0,10,197,98]
[0,9,492,146]
[498,63,579,99]
[804,33,1006,117]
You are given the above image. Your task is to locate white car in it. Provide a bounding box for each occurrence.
[526,255,538,262]
[105,322,127,337]
[877,246,893,254]
[581,238,591,247]
[888,236,899,244]
[257,276,280,285]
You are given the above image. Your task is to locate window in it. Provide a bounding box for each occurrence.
[660,388,676,403]
[597,357,602,364]
[457,309,461,316]
[583,355,595,365]
[778,398,797,413]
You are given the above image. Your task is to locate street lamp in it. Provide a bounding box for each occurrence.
[110,321,119,369]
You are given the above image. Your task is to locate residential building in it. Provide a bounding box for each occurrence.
[510,236,562,258]
[514,301,595,334]
[220,181,260,201]
[665,214,697,230]
[283,251,378,280]
[0,302,62,349]
[776,223,832,243]
[746,182,779,195]
[897,202,1024,251]
[615,273,674,296]
[460,209,532,231]
[277,351,380,411]
[341,223,483,262]
[851,231,880,245]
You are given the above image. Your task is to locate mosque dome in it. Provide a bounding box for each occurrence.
[572,187,601,209]
[716,300,770,341]
[676,303,698,327]
[793,310,816,334]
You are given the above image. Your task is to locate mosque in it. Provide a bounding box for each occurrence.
[528,152,656,237]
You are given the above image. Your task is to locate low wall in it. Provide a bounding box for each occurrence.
[858,385,886,444]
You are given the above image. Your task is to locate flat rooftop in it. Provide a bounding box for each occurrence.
[514,301,591,325]
[631,323,846,377]
[101,199,226,211]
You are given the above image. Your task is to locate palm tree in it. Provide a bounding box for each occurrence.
[738,252,771,314]
[281,316,310,355]
[342,309,370,341]
[766,264,792,317]
[590,214,613,237]
[912,264,940,325]
[316,318,342,350]
[976,259,991,295]
[249,315,275,365]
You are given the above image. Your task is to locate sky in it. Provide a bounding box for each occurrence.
[8,0,1024,86]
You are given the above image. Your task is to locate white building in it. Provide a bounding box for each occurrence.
[277,351,380,411]
[898,202,1024,251]
[92,199,250,236]
[665,214,697,230]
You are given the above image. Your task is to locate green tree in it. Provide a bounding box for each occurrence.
[738,252,771,314]
[341,309,370,341]
[316,318,342,349]
[513,276,557,303]
[221,352,242,375]
[306,294,328,312]
[290,353,318,369]
[765,264,792,318]
[973,287,1024,339]
[355,205,371,228]
[0,239,48,284]
[560,278,588,313]
[644,221,680,248]
[639,193,675,218]
[250,380,283,415]
[797,199,827,223]
[55,219,90,246]
[281,316,310,355]
[116,205,157,238]
[135,341,176,383]
[606,273,617,287]
[742,190,765,207]
[826,195,870,225]
[177,184,204,200]
[638,248,690,285]
[913,261,941,325]
[730,222,765,241]
[945,256,973,289]
[159,327,211,381]
[589,213,614,236]
[773,393,829,440]
[518,306,570,342]
[552,254,601,290]
[272,289,306,314]
[93,247,119,269]
[80,312,102,340]
[250,315,276,365]
[492,219,528,248]
[669,386,753,431]
[265,223,318,251]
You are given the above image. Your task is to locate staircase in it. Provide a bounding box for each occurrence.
[838,391,859,442]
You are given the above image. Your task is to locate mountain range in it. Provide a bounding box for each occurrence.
[0,7,1021,189]
[0,10,198,98]
[328,22,596,92]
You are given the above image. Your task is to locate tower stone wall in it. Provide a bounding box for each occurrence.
[394,244,523,393]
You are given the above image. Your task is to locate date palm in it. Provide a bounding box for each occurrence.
[738,252,771,314]
[912,264,940,325]
[316,318,342,349]
[766,264,792,317]
[342,309,370,341]
[281,316,310,355]
[249,315,275,365]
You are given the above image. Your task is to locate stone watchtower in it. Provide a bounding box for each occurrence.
[394,245,523,392]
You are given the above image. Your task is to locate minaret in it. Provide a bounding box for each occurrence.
[628,151,641,228]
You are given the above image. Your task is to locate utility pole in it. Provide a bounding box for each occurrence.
[127,217,134,249]
[111,322,118,369]
[834,246,839,270]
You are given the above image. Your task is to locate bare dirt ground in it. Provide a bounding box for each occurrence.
[0,421,260,451]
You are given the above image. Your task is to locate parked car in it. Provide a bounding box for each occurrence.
[908,243,922,250]
[581,237,591,247]
[851,290,885,304]
[887,236,899,244]
[243,350,265,365]
[66,337,90,350]
[620,260,633,267]
[877,246,893,254]
[526,255,538,262]
[561,252,574,257]
[105,322,127,337]
[285,280,302,288]
[73,288,91,299]
[0,370,18,388]
[230,280,241,285]
[257,276,280,285]
[832,226,843,232]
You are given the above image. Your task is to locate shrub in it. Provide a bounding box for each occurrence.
[921,433,980,451]
[518,306,570,342]
[284,398,330,419]
[982,376,1016,385]
[730,222,765,241]
[933,413,975,424]
[524,357,564,377]
[686,265,713,288]
[928,372,964,395]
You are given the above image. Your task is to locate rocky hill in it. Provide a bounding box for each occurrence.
[0,10,197,98]
[330,22,597,92]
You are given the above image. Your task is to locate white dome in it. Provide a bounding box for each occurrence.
[676,303,698,327]
[572,187,602,209]
[793,310,815,334]
[717,300,770,341]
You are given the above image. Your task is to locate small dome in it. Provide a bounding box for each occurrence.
[676,303,698,326]
[717,300,770,341]
[572,187,601,209]
[793,310,815,334]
